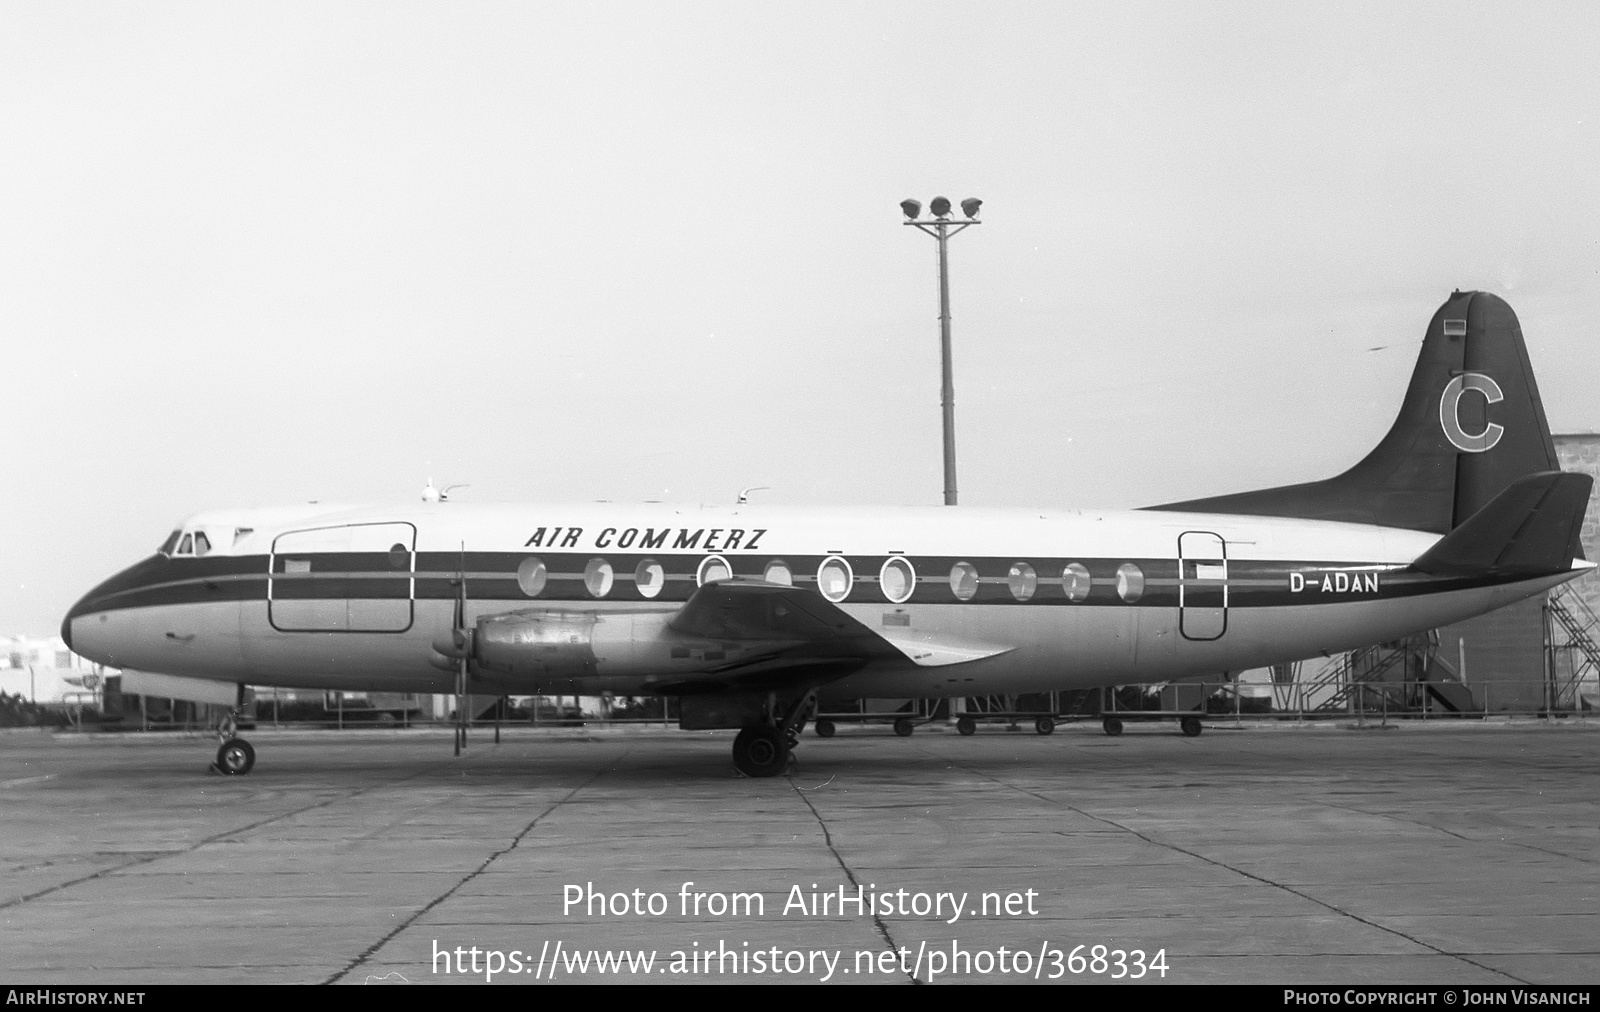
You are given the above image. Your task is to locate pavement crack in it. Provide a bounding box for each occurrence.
[324,751,626,984]
[950,760,1532,986]
[0,772,429,914]
[1310,796,1598,866]
[789,776,919,985]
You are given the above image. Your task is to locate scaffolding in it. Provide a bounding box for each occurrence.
[1545,584,1600,711]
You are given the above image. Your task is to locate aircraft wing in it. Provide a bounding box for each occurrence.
[652,578,1013,694]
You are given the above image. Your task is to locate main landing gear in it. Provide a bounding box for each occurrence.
[209,713,256,775]
[732,725,789,778]
[732,691,814,778]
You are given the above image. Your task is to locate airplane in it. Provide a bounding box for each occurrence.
[62,289,1593,778]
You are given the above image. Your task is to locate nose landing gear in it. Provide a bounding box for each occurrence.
[209,713,256,775]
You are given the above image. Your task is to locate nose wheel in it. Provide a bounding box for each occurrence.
[208,711,256,775]
[212,738,256,775]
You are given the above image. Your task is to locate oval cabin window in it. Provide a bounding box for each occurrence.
[879,557,915,604]
[817,556,853,602]
[635,559,665,599]
[762,560,793,586]
[1063,562,1091,602]
[949,561,979,601]
[697,555,731,586]
[1008,562,1037,601]
[584,559,614,598]
[1116,562,1145,603]
[517,557,547,597]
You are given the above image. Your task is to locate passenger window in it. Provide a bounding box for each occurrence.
[1063,562,1091,602]
[1116,563,1145,603]
[516,557,547,597]
[1007,562,1037,601]
[697,555,731,586]
[762,560,793,586]
[817,556,853,602]
[949,561,979,601]
[880,557,915,604]
[635,559,665,599]
[584,559,614,598]
[192,532,211,557]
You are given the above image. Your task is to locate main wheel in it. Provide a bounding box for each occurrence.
[814,719,836,738]
[1180,716,1203,737]
[893,717,914,737]
[956,715,977,736]
[1102,717,1123,737]
[1035,716,1055,735]
[732,725,790,777]
[215,738,255,775]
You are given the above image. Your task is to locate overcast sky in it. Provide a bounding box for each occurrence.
[5,2,1599,634]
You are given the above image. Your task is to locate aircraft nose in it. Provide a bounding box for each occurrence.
[61,553,169,664]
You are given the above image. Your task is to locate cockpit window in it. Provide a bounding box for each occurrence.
[158,530,180,555]
[192,532,211,557]
[177,533,194,555]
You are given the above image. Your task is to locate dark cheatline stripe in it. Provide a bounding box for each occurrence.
[67,549,1536,619]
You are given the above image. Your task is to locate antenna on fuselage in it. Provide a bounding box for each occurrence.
[422,479,470,503]
[737,486,770,505]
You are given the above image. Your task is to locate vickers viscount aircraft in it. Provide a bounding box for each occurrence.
[64,290,1593,777]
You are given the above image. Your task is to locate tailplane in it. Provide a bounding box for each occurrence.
[1148,290,1562,534]
[1411,471,1592,577]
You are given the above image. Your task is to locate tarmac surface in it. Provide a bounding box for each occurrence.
[0,718,1596,985]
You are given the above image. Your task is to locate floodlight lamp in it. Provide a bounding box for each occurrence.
[960,197,982,218]
[899,198,922,220]
[929,196,952,218]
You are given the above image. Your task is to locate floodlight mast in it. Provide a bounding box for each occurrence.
[901,196,982,506]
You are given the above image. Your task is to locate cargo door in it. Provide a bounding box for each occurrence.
[269,523,416,633]
[1178,531,1227,641]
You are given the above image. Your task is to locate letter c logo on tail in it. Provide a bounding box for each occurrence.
[1439,373,1505,452]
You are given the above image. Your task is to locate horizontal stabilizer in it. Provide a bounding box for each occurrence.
[1411,471,1592,578]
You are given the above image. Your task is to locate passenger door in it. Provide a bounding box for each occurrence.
[1178,531,1227,641]
[269,523,416,633]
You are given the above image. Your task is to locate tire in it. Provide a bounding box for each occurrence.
[1102,717,1123,737]
[1180,716,1203,737]
[732,726,790,777]
[1035,716,1055,736]
[956,715,977,736]
[215,738,255,775]
[814,719,836,738]
[893,717,914,737]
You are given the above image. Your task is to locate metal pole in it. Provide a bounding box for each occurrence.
[936,221,957,506]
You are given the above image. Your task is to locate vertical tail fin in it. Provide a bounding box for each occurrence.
[1148,290,1562,534]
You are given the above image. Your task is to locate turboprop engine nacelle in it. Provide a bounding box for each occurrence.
[468,608,782,688]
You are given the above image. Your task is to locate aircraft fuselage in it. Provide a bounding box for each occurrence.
[63,501,1578,700]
